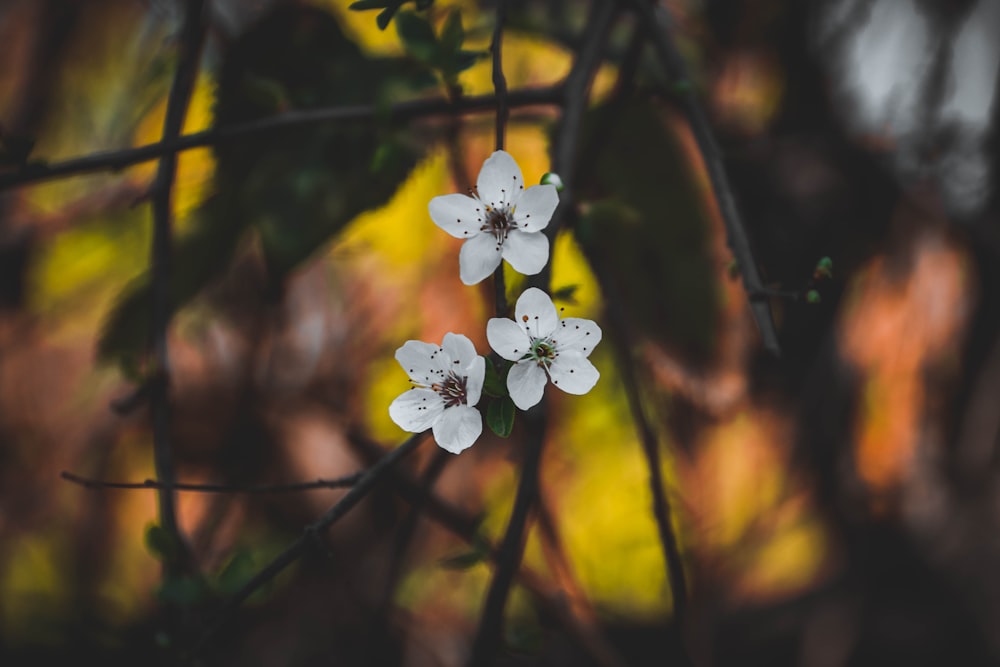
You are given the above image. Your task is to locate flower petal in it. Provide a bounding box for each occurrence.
[395,340,450,385]
[507,361,547,410]
[547,351,599,395]
[442,332,477,369]
[459,232,503,285]
[432,405,482,454]
[513,184,558,233]
[464,355,486,407]
[502,230,549,276]
[515,287,559,339]
[389,388,444,432]
[487,317,529,362]
[428,194,483,239]
[477,150,524,211]
[553,317,602,357]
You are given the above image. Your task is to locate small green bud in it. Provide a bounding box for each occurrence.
[540,172,564,191]
[806,289,821,304]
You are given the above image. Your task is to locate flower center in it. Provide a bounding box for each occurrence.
[480,206,517,244]
[432,371,469,408]
[529,338,557,367]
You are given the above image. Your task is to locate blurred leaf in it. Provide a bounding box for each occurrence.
[156,574,208,606]
[439,9,463,54]
[395,11,438,63]
[550,284,579,304]
[98,6,423,366]
[438,532,491,569]
[486,396,515,437]
[144,522,178,563]
[806,289,821,304]
[814,255,834,279]
[215,548,257,595]
[575,98,719,361]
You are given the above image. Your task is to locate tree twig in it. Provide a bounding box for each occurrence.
[625,0,781,356]
[193,430,429,655]
[491,0,510,318]
[0,87,563,192]
[469,6,618,662]
[148,0,207,576]
[60,470,361,494]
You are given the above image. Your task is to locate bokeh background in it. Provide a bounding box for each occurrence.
[1,0,999,665]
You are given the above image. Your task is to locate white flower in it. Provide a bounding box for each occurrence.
[429,150,560,285]
[486,288,601,410]
[388,333,485,454]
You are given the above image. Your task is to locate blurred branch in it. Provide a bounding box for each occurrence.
[148,0,207,577]
[625,0,781,356]
[491,0,510,318]
[609,306,688,620]
[470,3,617,663]
[194,430,429,655]
[348,433,627,667]
[60,470,361,494]
[0,86,563,192]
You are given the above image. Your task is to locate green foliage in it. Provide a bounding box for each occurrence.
[438,533,491,570]
[486,396,516,438]
[574,98,720,361]
[395,10,484,87]
[97,5,424,368]
[349,0,434,31]
[214,548,257,595]
[483,356,509,398]
[144,522,179,563]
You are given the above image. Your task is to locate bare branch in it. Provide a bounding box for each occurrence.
[625,0,782,356]
[60,470,361,494]
[0,87,563,192]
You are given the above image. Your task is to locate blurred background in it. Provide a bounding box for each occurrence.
[1,0,999,665]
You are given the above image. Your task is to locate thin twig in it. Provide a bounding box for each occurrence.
[625,0,781,356]
[469,3,618,663]
[466,409,548,665]
[60,470,361,494]
[609,302,688,620]
[491,0,510,318]
[0,87,563,192]
[347,433,628,667]
[193,431,429,655]
[149,0,207,575]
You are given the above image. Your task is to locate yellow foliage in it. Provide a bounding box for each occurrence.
[0,532,71,644]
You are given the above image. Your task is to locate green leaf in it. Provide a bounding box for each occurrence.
[215,549,257,595]
[156,574,208,606]
[550,284,579,305]
[349,0,392,9]
[144,522,178,563]
[439,533,490,569]
[439,9,464,54]
[486,396,515,438]
[483,357,508,398]
[395,11,438,64]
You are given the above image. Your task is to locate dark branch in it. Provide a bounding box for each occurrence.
[470,4,618,663]
[194,430,429,654]
[60,470,362,494]
[625,0,782,356]
[148,0,207,576]
[0,87,563,192]
[491,0,510,318]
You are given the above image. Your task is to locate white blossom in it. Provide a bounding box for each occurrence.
[486,288,601,410]
[429,150,559,285]
[388,333,485,454]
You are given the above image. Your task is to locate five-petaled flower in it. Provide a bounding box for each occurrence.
[429,150,559,285]
[487,288,602,410]
[389,333,485,454]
